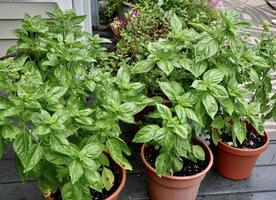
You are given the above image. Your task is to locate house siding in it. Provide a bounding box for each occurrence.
[0,2,57,56]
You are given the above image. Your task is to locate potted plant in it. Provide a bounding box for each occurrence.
[0,9,147,199]
[132,81,213,200]
[130,9,274,182]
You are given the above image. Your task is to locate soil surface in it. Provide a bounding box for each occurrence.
[222,130,265,149]
[51,160,122,200]
[145,146,208,176]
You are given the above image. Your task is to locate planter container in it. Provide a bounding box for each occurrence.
[141,140,213,200]
[215,132,269,180]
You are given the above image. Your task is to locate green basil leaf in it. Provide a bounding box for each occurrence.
[61,182,83,200]
[85,80,96,92]
[133,125,160,143]
[196,35,219,62]
[102,167,114,191]
[80,142,104,159]
[192,145,205,161]
[202,93,218,119]
[155,153,171,176]
[212,129,220,145]
[229,36,244,59]
[117,67,130,83]
[84,168,103,192]
[106,139,132,170]
[211,116,225,129]
[132,60,155,74]
[208,84,229,98]
[69,159,84,184]
[156,104,172,120]
[158,81,184,103]
[75,116,93,125]
[186,61,207,78]
[184,108,203,126]
[46,86,67,102]
[13,132,31,167]
[33,126,51,136]
[173,125,188,139]
[157,60,174,76]
[219,98,235,115]
[170,14,182,33]
[175,105,187,123]
[233,119,247,144]
[203,69,224,84]
[119,102,136,113]
[191,80,208,91]
[24,144,44,172]
[2,124,21,139]
[45,151,70,165]
[54,67,72,87]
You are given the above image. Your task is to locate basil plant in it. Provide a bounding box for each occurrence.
[0,9,150,200]
[131,9,275,148]
[133,81,205,176]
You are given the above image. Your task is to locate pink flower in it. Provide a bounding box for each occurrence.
[208,0,224,9]
[111,16,126,38]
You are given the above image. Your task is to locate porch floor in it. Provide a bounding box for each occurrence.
[0,0,276,199]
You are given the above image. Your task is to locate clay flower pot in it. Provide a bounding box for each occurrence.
[141,140,213,200]
[215,132,269,180]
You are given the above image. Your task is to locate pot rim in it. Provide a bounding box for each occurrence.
[105,162,127,200]
[141,139,213,181]
[217,131,270,156]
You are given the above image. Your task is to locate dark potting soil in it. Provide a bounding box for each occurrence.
[145,146,208,177]
[222,130,264,149]
[51,161,122,200]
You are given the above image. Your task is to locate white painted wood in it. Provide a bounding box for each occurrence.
[0,2,57,19]
[0,0,72,10]
[73,0,92,33]
[0,0,93,56]
[0,40,17,56]
[0,20,21,39]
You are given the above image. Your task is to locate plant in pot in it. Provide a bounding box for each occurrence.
[130,9,273,182]
[0,9,147,200]
[187,10,274,180]
[132,81,213,200]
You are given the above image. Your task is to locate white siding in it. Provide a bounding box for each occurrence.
[0,2,58,56]
[0,0,92,57]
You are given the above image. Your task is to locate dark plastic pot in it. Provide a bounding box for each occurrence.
[215,132,269,180]
[141,140,213,200]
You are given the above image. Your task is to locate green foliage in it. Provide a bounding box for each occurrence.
[0,9,150,199]
[133,98,205,176]
[132,9,274,173]
[113,0,219,64]
[160,0,218,27]
[115,3,170,63]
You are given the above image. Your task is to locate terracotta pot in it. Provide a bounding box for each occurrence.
[215,132,269,180]
[141,140,213,200]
